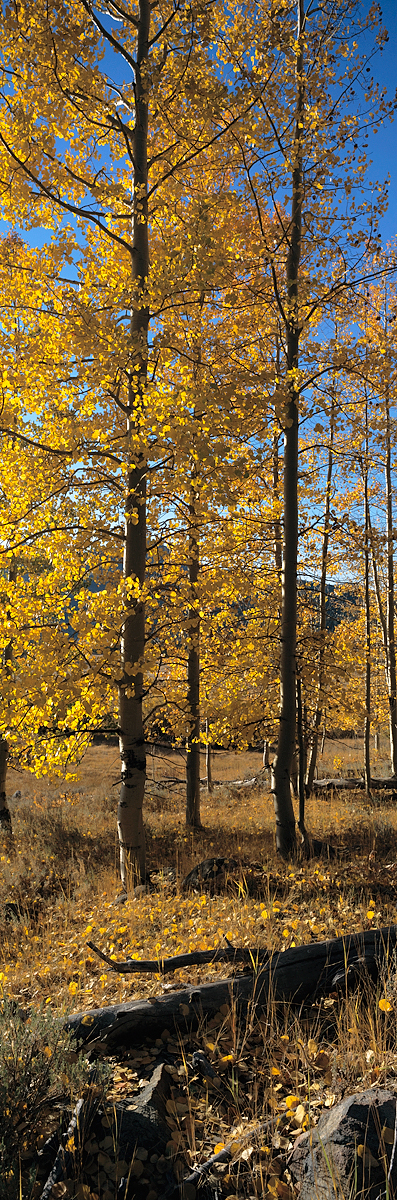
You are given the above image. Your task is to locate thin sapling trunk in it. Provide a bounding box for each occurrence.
[306,394,334,793]
[0,560,17,835]
[205,718,213,794]
[186,467,201,826]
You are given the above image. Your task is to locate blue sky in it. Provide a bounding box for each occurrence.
[363,0,397,243]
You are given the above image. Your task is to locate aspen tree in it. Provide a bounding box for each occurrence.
[305,392,335,793]
[0,235,109,803]
[0,0,395,871]
[186,428,201,828]
[362,392,372,795]
[332,279,397,774]
[365,282,397,776]
[115,0,150,890]
[0,0,239,882]
[220,0,394,853]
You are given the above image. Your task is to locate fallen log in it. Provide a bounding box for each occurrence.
[313,776,397,791]
[67,924,397,1050]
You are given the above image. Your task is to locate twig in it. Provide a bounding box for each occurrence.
[87,941,270,974]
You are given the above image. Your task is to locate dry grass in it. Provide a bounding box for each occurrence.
[2,740,397,1198]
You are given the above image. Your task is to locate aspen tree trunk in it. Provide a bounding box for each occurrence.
[0,560,17,834]
[273,426,283,582]
[363,434,371,795]
[384,384,397,774]
[368,482,397,777]
[306,396,334,793]
[366,306,397,779]
[296,673,306,837]
[0,738,11,834]
[186,469,201,826]
[272,387,298,855]
[273,338,282,585]
[117,0,150,889]
[205,718,213,794]
[272,0,304,857]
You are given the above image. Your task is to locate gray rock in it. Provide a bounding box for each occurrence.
[288,1088,397,1200]
[182,856,239,892]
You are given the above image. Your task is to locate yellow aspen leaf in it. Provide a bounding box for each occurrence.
[381,1126,395,1145]
[357,1144,379,1168]
[276,1182,295,1200]
[293,1105,307,1126]
[314,1051,330,1071]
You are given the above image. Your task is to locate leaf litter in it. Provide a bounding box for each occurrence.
[2,767,397,1195]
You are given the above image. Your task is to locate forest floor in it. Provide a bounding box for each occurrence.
[1,737,397,1198]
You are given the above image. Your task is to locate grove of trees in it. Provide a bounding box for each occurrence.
[0,0,396,883]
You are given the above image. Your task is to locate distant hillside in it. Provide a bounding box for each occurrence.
[298,578,359,633]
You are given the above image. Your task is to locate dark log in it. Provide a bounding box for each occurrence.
[67,925,397,1050]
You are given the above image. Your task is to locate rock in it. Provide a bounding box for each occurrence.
[119,1060,173,1150]
[134,873,154,896]
[288,1087,397,1200]
[181,856,239,892]
[39,1062,178,1200]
